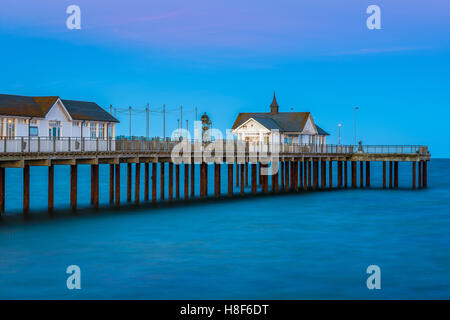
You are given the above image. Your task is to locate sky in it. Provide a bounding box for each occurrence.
[0,0,449,156]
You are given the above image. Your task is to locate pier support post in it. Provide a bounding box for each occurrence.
[321,161,326,188]
[176,164,180,200]
[185,163,189,200]
[293,161,297,191]
[299,161,303,190]
[115,164,120,206]
[360,161,364,188]
[263,165,269,194]
[344,161,348,188]
[228,163,233,196]
[145,163,149,201]
[152,163,157,203]
[412,161,416,189]
[135,163,140,204]
[394,162,399,188]
[169,162,174,202]
[418,161,422,188]
[214,163,220,198]
[191,163,195,198]
[389,161,393,188]
[423,161,428,188]
[127,163,132,202]
[285,161,290,191]
[303,160,308,190]
[251,163,257,194]
[313,160,318,190]
[48,165,54,212]
[23,165,30,215]
[280,162,285,190]
[338,161,343,188]
[382,162,386,189]
[240,163,245,196]
[235,163,239,187]
[351,161,356,188]
[0,167,4,214]
[245,162,249,187]
[70,165,77,211]
[160,162,165,200]
[366,161,370,187]
[328,161,332,188]
[93,164,99,209]
[109,164,114,204]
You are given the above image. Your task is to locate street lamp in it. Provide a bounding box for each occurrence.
[354,107,359,145]
[338,123,342,145]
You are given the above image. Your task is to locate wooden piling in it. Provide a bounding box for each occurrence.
[280,162,285,190]
[418,160,422,188]
[23,165,30,215]
[412,161,416,189]
[93,164,99,209]
[338,161,343,188]
[240,163,245,196]
[152,163,157,204]
[389,161,393,188]
[423,161,427,188]
[299,161,303,190]
[313,160,318,190]
[70,165,77,210]
[214,163,220,198]
[359,161,364,188]
[135,163,140,204]
[90,165,94,204]
[176,164,180,200]
[251,163,257,194]
[394,161,399,188]
[169,162,174,202]
[308,160,312,189]
[382,162,386,189]
[185,163,189,200]
[115,164,120,206]
[48,165,54,212]
[351,161,356,188]
[191,163,195,198]
[303,160,308,190]
[127,163,132,202]
[294,161,299,192]
[109,164,114,204]
[263,165,269,193]
[236,163,239,187]
[366,161,370,187]
[321,161,326,188]
[285,161,290,191]
[245,162,249,187]
[160,162,165,200]
[0,167,4,214]
[228,163,233,196]
[344,161,348,188]
[328,161,332,188]
[144,163,149,201]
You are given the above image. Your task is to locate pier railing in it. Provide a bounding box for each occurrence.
[0,137,429,156]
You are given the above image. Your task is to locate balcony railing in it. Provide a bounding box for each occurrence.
[0,137,429,156]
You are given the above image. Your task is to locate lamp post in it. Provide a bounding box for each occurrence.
[354,107,359,145]
[338,123,342,145]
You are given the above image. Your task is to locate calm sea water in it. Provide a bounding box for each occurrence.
[0,159,449,299]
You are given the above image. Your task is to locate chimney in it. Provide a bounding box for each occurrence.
[270,91,279,114]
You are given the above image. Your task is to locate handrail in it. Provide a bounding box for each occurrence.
[0,137,429,156]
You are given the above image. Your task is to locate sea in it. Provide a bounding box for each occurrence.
[0,159,449,299]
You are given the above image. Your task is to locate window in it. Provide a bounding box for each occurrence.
[29,126,39,136]
[89,123,97,139]
[98,123,104,139]
[107,124,113,139]
[7,119,15,138]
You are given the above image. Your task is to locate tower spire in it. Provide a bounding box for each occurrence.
[270,91,279,114]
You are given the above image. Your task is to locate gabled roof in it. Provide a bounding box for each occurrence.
[232,112,311,133]
[0,94,58,117]
[0,93,119,123]
[62,100,119,123]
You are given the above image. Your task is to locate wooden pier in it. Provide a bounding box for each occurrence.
[0,139,430,215]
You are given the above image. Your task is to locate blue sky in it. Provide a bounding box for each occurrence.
[0,0,449,156]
